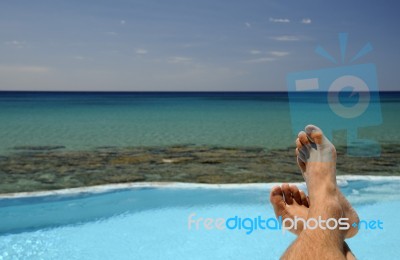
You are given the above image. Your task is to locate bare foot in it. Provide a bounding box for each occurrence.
[296,124,359,238]
[270,184,357,259]
[270,184,309,235]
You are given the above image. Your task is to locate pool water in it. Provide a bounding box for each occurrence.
[0,176,399,260]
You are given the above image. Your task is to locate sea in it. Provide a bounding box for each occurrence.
[0,91,399,156]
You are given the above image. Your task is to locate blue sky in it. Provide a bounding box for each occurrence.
[0,0,399,91]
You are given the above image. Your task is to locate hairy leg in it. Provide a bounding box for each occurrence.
[282,125,355,259]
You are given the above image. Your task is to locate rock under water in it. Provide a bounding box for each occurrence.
[0,144,399,193]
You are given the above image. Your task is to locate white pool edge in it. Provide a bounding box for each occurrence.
[1,175,400,199]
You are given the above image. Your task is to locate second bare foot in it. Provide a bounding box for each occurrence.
[270,184,309,235]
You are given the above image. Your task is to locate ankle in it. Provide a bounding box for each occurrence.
[310,197,343,219]
[308,181,337,199]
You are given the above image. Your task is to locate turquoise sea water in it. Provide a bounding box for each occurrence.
[0,92,399,156]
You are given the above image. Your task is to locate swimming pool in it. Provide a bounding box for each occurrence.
[1,176,399,260]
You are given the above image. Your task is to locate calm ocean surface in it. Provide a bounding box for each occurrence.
[0,92,399,156]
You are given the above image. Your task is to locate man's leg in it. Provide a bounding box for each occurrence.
[281,125,357,259]
[270,184,356,259]
[281,195,346,259]
[297,125,359,238]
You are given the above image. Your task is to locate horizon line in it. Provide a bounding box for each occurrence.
[0,90,397,93]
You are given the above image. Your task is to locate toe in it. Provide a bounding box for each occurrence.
[299,190,309,207]
[296,133,311,161]
[281,183,293,205]
[296,142,309,170]
[305,124,336,162]
[289,185,302,205]
[305,124,324,144]
[296,138,302,149]
[311,131,324,145]
[298,131,310,145]
[297,157,306,173]
[305,124,322,133]
[270,186,286,214]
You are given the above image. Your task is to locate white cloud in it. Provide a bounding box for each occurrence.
[269,17,290,23]
[270,35,300,41]
[168,56,192,64]
[301,18,312,24]
[245,22,251,28]
[73,56,88,60]
[105,31,118,36]
[135,48,148,55]
[243,57,276,63]
[4,40,26,48]
[249,50,261,55]
[269,51,290,57]
[120,20,126,25]
[0,65,50,73]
